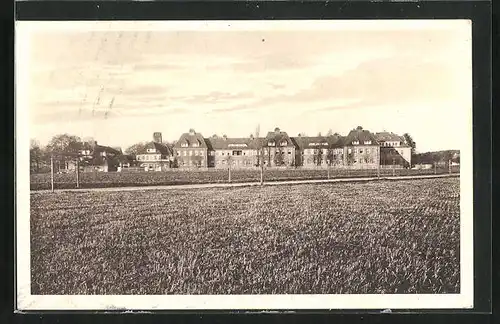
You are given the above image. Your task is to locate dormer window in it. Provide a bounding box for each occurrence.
[100,151,107,157]
[352,141,359,145]
[181,142,188,148]
[364,141,372,145]
[147,148,157,153]
[268,141,275,147]
[192,143,199,147]
[280,141,288,146]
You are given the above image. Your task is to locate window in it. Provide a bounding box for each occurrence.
[288,151,291,154]
[147,148,156,153]
[200,151,204,156]
[359,149,363,154]
[194,151,198,156]
[280,141,288,146]
[268,141,275,147]
[176,152,180,156]
[364,141,372,145]
[189,151,193,156]
[366,149,370,154]
[181,143,188,147]
[192,143,199,147]
[348,148,352,154]
[353,141,359,145]
[183,151,187,156]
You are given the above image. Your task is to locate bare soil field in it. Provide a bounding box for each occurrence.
[30,177,460,295]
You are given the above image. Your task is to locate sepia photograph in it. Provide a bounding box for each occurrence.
[16,20,473,310]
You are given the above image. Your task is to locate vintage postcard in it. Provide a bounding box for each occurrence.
[15,20,473,310]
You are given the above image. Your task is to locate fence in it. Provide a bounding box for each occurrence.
[31,163,460,191]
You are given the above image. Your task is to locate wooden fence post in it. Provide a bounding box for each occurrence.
[260,149,264,186]
[76,158,80,188]
[50,155,54,192]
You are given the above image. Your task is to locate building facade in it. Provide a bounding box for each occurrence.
[173,129,209,168]
[136,133,175,171]
[342,127,381,168]
[75,141,122,172]
[205,135,263,169]
[293,134,344,167]
[374,132,412,167]
[122,126,413,171]
[261,128,296,167]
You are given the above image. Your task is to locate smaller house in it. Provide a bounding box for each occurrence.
[136,140,175,172]
[374,131,412,168]
[69,141,122,172]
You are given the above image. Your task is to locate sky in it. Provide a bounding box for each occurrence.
[18,20,472,153]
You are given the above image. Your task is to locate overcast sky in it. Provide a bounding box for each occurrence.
[19,20,471,152]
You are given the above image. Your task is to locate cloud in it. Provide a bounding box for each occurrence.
[221,53,462,112]
[227,54,313,73]
[132,62,187,72]
[170,91,254,105]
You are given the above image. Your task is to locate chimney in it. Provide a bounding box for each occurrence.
[274,127,280,133]
[189,128,196,135]
[90,140,98,148]
[356,126,363,131]
[250,134,254,140]
[223,134,227,141]
[153,132,162,143]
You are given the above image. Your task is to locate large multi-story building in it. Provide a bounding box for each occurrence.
[342,126,381,168]
[262,128,296,167]
[173,129,209,168]
[293,134,344,167]
[131,127,411,171]
[205,134,263,169]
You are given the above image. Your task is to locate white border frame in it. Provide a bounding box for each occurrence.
[15,19,474,311]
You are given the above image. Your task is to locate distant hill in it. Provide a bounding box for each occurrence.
[413,150,460,165]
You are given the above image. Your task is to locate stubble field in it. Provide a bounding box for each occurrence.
[30,177,460,295]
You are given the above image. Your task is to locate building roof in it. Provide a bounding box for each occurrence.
[205,136,264,150]
[264,127,295,147]
[173,129,208,149]
[138,141,174,156]
[344,127,379,146]
[79,141,121,155]
[291,135,344,150]
[374,132,405,143]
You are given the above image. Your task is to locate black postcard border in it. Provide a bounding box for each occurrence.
[4,0,493,322]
